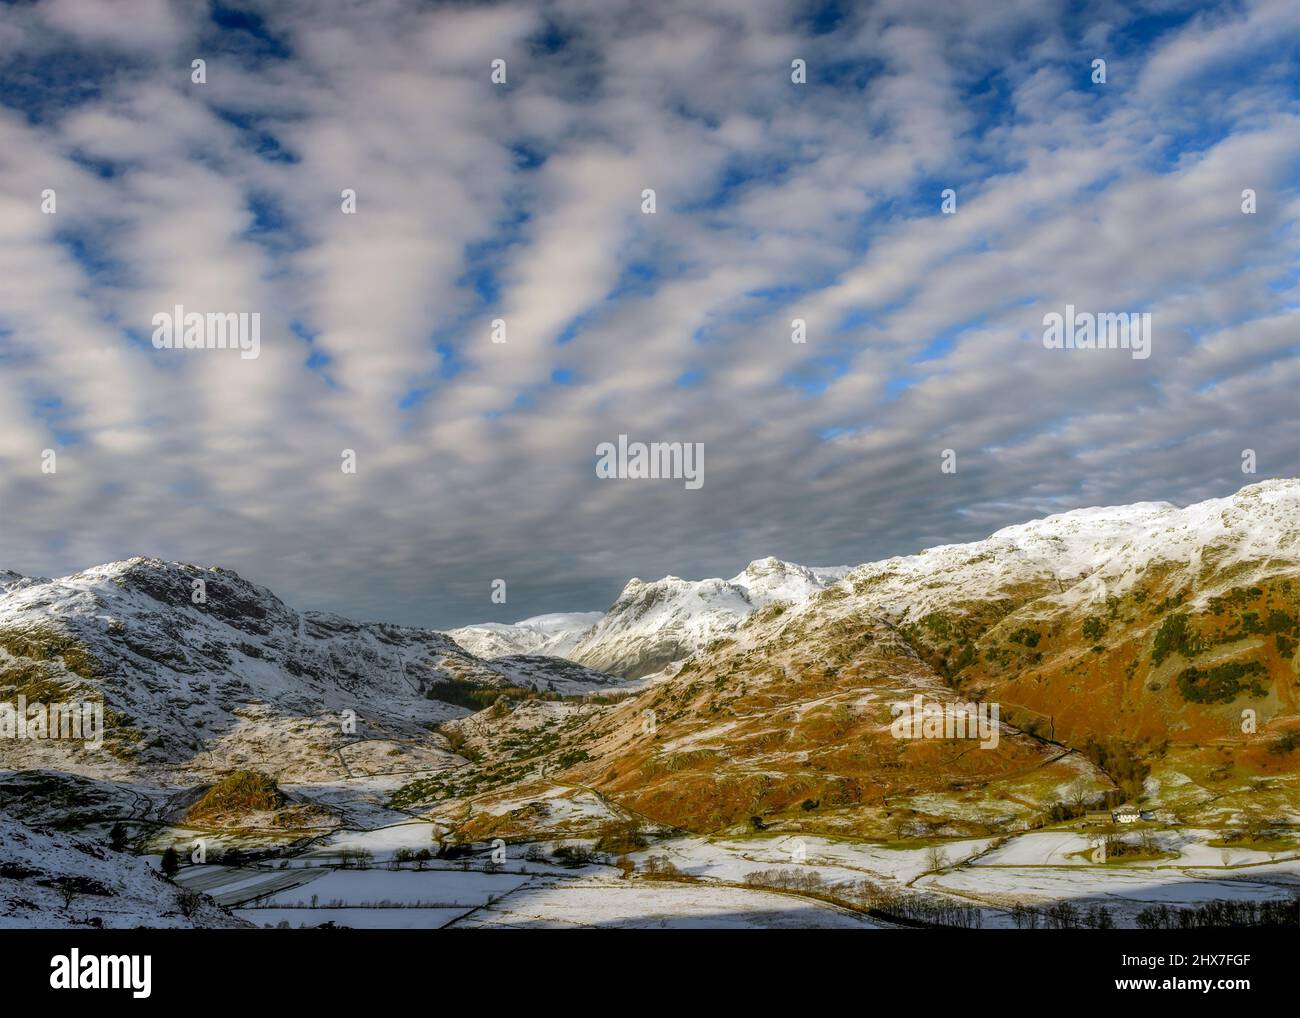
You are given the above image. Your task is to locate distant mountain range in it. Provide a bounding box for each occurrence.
[451,557,851,678]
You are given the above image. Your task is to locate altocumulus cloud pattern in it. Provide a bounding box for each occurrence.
[0,0,1297,628]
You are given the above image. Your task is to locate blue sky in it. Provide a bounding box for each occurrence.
[0,0,1298,627]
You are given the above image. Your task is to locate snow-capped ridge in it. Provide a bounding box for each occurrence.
[557,480,1300,677]
[843,477,1300,624]
[446,611,603,659]
[567,557,847,678]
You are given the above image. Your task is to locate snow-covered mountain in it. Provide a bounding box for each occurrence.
[454,479,1300,838]
[451,482,1300,684]
[446,559,849,679]
[0,570,31,594]
[5,480,1298,834]
[0,558,625,784]
[565,557,851,678]
[829,479,1300,669]
[881,478,1300,749]
[448,612,603,659]
[844,500,1178,620]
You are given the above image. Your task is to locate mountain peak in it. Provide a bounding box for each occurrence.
[1228,477,1300,505]
[564,556,846,678]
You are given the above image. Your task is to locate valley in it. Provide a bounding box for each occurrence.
[3,479,1300,929]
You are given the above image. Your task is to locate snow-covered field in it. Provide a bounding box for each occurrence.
[15,802,1300,929]
[919,864,1300,928]
[970,829,1300,869]
[454,877,887,929]
[235,876,889,929]
[195,823,1300,929]
[631,833,994,887]
[238,906,472,929]
[255,867,533,907]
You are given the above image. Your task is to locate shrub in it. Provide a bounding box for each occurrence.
[641,855,684,879]
[1009,627,1041,648]
[744,867,826,893]
[551,843,598,866]
[1044,901,1080,929]
[390,847,415,869]
[592,821,647,855]
[1151,613,1201,666]
[187,770,285,821]
[1176,660,1266,704]
[177,888,203,918]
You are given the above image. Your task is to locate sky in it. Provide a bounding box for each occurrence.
[0,0,1297,629]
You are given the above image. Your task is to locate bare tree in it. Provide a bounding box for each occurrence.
[1066,777,1091,815]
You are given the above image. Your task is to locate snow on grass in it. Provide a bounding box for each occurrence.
[970,832,1096,866]
[454,877,889,929]
[171,864,324,906]
[969,828,1300,869]
[920,864,1299,908]
[257,868,533,907]
[294,815,616,869]
[475,783,617,823]
[1151,830,1299,868]
[301,820,443,862]
[632,833,994,887]
[0,816,244,928]
[237,906,473,929]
